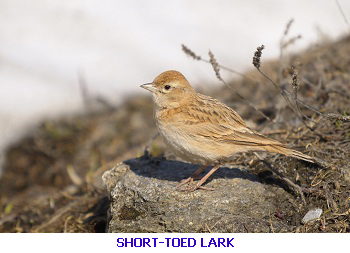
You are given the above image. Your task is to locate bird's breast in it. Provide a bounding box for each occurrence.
[154,108,222,164]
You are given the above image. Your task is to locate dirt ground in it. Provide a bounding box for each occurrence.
[0,36,349,232]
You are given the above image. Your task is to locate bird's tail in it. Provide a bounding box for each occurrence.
[264,145,314,163]
[288,149,314,163]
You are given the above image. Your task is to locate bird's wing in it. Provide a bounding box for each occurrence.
[185,94,249,130]
[171,94,284,147]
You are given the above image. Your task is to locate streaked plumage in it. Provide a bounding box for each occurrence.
[141,70,314,191]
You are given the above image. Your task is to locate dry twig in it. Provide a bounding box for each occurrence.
[253,152,307,205]
[252,45,317,131]
[325,113,350,122]
[182,42,348,126]
[182,44,255,80]
[290,67,315,122]
[335,0,350,34]
[208,50,272,122]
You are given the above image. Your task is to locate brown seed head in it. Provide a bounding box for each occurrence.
[253,45,265,70]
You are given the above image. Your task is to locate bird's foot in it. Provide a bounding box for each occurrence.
[175,175,202,189]
[176,164,219,192]
[175,177,193,189]
[176,180,215,192]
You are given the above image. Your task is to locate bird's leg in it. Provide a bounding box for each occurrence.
[187,164,221,192]
[176,164,208,189]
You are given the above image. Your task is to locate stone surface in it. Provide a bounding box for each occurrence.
[102,156,295,232]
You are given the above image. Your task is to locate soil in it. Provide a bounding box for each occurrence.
[0,36,349,232]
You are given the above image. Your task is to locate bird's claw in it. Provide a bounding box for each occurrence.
[176,181,215,192]
[175,175,202,189]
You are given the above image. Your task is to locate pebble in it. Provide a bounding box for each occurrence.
[301,208,322,224]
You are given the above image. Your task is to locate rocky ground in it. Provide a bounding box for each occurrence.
[0,36,349,232]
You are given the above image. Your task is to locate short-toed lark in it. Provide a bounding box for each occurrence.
[141,70,314,191]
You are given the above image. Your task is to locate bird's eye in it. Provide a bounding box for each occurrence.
[164,85,171,90]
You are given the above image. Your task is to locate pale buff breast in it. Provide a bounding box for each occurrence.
[156,119,242,164]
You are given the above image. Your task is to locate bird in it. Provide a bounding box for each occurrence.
[141,70,314,191]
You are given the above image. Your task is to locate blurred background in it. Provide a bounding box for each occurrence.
[0,0,350,174]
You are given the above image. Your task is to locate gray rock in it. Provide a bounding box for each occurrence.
[102,156,295,232]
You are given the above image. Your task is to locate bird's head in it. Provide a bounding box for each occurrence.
[141,70,195,109]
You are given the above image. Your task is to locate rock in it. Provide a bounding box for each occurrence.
[102,156,295,232]
[301,208,322,224]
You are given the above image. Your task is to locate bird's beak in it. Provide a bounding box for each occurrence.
[140,83,157,93]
